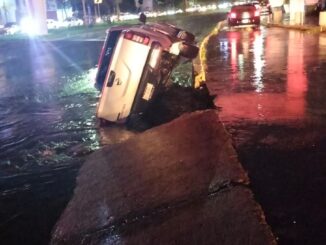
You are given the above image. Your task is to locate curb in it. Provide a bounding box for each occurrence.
[193,20,226,88]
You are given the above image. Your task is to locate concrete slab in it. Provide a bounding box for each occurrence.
[51,110,275,245]
[80,187,273,245]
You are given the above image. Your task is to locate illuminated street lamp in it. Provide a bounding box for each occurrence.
[94,0,102,19]
[21,0,47,35]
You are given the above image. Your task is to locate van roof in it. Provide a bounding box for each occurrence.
[106,25,177,50]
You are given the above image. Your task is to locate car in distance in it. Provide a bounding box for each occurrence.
[1,22,20,35]
[62,17,83,27]
[252,0,272,16]
[46,19,60,29]
[227,3,260,27]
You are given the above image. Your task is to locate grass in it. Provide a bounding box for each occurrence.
[0,11,226,41]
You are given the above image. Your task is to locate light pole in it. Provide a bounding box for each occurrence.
[94,0,102,19]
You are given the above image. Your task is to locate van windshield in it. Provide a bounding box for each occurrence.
[96,30,121,90]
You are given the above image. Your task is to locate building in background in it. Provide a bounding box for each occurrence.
[47,0,58,19]
[0,0,59,24]
[135,0,153,12]
[0,0,17,24]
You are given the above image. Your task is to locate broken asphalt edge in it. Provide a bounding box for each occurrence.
[51,110,277,244]
[191,21,278,243]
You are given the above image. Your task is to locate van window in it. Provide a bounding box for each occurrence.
[148,43,162,69]
[96,30,121,89]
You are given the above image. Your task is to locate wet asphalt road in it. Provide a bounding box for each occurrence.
[206,27,326,244]
[0,39,102,169]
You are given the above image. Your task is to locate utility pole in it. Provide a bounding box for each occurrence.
[94,0,102,19]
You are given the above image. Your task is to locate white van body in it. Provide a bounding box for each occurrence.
[97,36,150,122]
[95,24,199,123]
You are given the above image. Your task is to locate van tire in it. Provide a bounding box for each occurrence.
[179,43,199,59]
[98,118,107,126]
[127,114,150,131]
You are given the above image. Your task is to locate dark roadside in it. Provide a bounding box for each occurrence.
[245,14,326,245]
[228,122,326,245]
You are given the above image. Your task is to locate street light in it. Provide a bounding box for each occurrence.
[94,0,102,18]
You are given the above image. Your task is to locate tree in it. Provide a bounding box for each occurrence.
[81,0,87,23]
[0,1,8,23]
[57,0,70,19]
[115,0,122,18]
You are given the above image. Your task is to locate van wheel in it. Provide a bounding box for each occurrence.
[98,118,107,127]
[179,43,199,59]
[127,114,150,131]
[177,31,195,43]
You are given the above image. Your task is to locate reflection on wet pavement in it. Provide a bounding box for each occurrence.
[206,27,326,245]
[0,39,135,244]
[0,40,100,172]
[207,27,326,125]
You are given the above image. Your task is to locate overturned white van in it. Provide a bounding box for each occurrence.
[95,23,198,123]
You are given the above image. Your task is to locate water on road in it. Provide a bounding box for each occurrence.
[0,39,121,244]
[208,27,326,124]
[0,40,102,171]
[206,26,326,245]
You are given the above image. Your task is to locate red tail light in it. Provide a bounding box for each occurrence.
[254,10,260,17]
[124,32,133,40]
[230,12,237,19]
[124,31,150,45]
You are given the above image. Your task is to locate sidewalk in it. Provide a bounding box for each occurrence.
[267,12,326,33]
